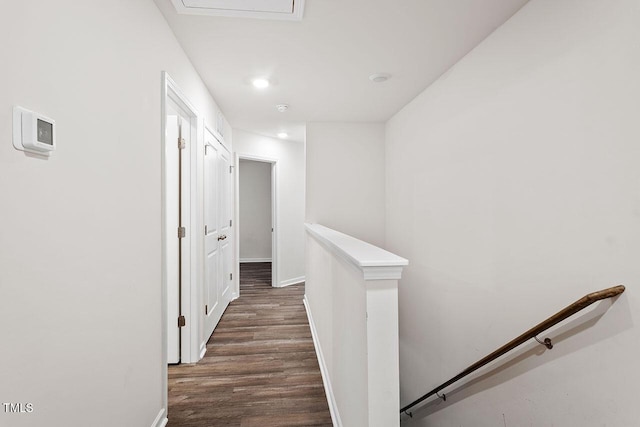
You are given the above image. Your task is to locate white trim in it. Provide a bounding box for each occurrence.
[240,258,272,263]
[362,266,405,281]
[278,275,305,287]
[233,153,240,300]
[271,161,278,288]
[304,296,341,427]
[305,223,408,281]
[151,408,168,427]
[160,73,169,413]
[199,341,207,360]
[161,72,202,418]
[170,0,305,21]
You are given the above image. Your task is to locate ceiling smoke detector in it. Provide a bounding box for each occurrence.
[369,73,390,83]
[276,104,289,112]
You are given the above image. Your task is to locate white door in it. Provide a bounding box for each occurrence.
[203,130,233,341]
[166,110,188,364]
[204,133,223,338]
[219,148,233,301]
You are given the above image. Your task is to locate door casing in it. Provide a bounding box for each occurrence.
[161,71,201,416]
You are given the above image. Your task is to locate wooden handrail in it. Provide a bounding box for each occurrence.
[401,285,626,416]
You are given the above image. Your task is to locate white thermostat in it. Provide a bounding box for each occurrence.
[13,106,56,156]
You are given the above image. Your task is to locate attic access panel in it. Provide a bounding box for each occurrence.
[172,0,305,21]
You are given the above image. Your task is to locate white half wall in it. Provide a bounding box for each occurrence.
[386,0,640,425]
[0,1,226,426]
[304,223,407,427]
[306,122,386,248]
[239,159,272,261]
[234,130,305,287]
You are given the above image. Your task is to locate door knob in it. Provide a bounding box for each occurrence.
[218,235,227,241]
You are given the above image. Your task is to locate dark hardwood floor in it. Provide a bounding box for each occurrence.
[167,262,333,427]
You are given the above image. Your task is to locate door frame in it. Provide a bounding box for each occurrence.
[161,71,200,415]
[234,153,278,292]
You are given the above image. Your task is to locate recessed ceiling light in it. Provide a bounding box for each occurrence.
[252,78,270,89]
[276,104,289,112]
[277,132,288,139]
[369,73,390,83]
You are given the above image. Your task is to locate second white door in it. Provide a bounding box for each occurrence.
[203,128,233,340]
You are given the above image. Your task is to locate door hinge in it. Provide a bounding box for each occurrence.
[230,273,233,280]
[205,305,208,315]
[229,219,232,227]
[229,165,233,174]
[178,315,186,327]
[178,227,186,238]
[178,138,186,149]
[204,225,208,234]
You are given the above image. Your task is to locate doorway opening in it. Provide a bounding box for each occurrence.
[237,156,277,289]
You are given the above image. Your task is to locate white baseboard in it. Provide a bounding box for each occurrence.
[278,275,305,287]
[240,258,272,263]
[199,341,207,360]
[303,296,341,427]
[151,408,168,427]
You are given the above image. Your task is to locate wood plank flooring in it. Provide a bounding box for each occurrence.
[168,262,332,427]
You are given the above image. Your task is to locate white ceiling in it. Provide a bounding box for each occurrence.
[154,0,529,143]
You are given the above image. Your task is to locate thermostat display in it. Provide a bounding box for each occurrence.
[13,106,56,156]
[37,119,54,145]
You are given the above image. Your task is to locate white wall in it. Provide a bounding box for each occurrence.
[0,1,225,426]
[306,123,386,248]
[234,129,305,286]
[239,159,272,261]
[386,0,640,425]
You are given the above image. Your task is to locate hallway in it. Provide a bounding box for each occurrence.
[167,263,332,427]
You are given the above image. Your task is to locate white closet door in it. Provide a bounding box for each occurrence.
[203,130,233,342]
